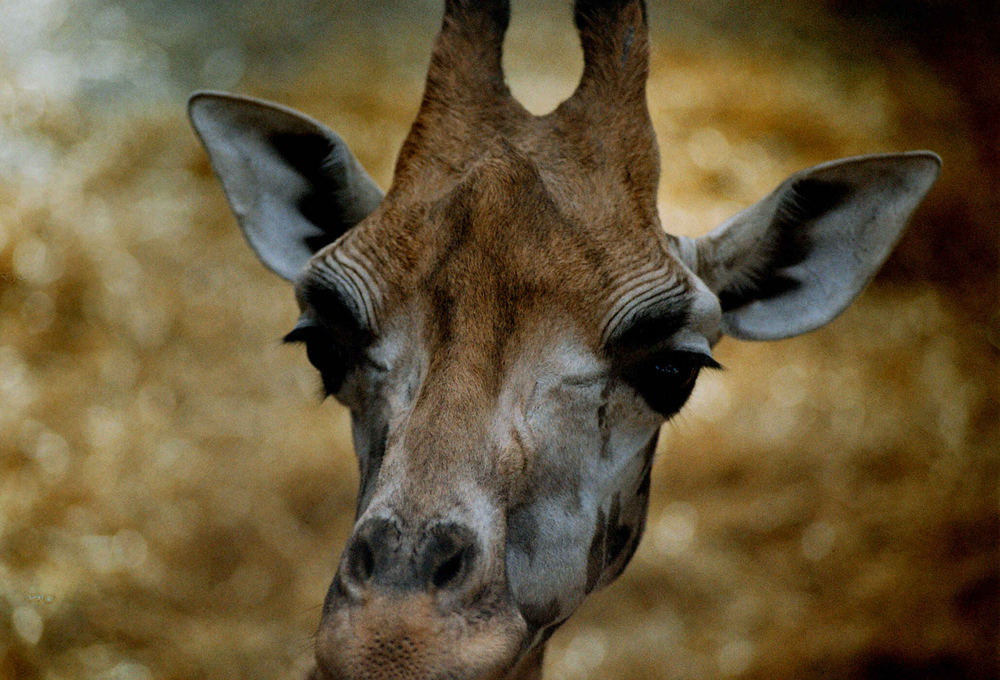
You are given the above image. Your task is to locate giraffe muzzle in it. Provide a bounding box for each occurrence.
[314,513,528,680]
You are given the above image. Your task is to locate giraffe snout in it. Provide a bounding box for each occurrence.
[315,515,526,680]
[338,516,482,599]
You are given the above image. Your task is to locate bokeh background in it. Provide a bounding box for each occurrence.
[1,1,997,678]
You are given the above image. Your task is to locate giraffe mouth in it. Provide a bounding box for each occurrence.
[313,590,527,680]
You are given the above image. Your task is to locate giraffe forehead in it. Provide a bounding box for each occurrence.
[308,157,691,346]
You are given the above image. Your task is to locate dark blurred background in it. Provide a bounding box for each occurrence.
[0,1,996,679]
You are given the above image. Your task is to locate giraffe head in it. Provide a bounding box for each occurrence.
[189,1,939,677]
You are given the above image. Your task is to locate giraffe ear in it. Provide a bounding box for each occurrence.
[687,152,940,341]
[188,91,384,281]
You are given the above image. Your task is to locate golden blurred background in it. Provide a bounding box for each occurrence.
[0,1,996,678]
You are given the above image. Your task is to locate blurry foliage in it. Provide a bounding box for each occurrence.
[0,1,997,680]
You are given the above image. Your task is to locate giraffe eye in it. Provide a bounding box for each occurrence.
[627,351,720,416]
[652,361,698,391]
[284,324,348,396]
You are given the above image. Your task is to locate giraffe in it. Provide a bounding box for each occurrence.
[188,1,939,677]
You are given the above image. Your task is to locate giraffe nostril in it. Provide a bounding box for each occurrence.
[422,524,479,592]
[347,535,375,584]
[431,544,472,589]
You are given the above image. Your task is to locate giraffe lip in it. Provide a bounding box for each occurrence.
[316,591,527,680]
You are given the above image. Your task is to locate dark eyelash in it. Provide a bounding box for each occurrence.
[282,325,314,345]
[669,352,723,371]
[282,321,347,397]
[633,349,723,373]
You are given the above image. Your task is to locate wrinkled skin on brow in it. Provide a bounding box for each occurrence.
[188,0,939,677]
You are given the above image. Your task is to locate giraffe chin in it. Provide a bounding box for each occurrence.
[312,592,528,680]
